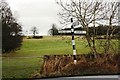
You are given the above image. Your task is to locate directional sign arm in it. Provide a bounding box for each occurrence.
[58,30,86,34]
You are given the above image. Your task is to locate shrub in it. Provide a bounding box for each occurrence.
[32,36,43,39]
[39,54,119,78]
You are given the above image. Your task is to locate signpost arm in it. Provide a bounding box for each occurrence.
[71,18,77,64]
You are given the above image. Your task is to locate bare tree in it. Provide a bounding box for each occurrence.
[56,0,119,55]
[56,0,104,54]
[101,2,119,54]
[31,26,38,37]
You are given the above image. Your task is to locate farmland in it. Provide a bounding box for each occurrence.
[2,36,119,78]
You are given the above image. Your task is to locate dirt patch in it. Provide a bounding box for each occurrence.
[32,54,120,78]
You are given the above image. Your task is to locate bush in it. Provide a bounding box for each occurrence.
[38,54,119,78]
[32,36,43,39]
[27,36,32,39]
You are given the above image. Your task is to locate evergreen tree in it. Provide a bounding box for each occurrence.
[1,0,23,53]
[48,24,58,36]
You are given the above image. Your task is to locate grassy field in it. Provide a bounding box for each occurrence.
[2,36,119,79]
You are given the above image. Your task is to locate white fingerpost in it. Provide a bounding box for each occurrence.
[58,18,86,64]
[71,18,77,64]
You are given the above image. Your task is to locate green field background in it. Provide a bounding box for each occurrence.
[2,36,119,78]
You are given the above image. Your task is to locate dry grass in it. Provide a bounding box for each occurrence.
[37,54,120,78]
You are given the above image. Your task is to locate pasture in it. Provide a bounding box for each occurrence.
[2,36,119,78]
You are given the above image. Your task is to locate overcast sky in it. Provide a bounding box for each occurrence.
[6,0,61,35]
[6,0,119,35]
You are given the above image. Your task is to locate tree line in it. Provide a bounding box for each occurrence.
[48,24,120,37]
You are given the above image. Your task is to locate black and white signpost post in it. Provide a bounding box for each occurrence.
[71,18,77,64]
[58,18,86,64]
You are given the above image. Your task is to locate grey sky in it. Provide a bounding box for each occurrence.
[7,0,61,35]
[6,0,119,35]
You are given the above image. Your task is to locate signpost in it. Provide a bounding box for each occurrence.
[58,30,86,35]
[58,18,86,64]
[71,18,77,64]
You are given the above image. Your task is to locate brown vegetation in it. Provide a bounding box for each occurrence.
[32,54,120,78]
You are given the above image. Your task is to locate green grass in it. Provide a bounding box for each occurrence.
[2,57,42,78]
[3,36,90,57]
[2,36,119,79]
